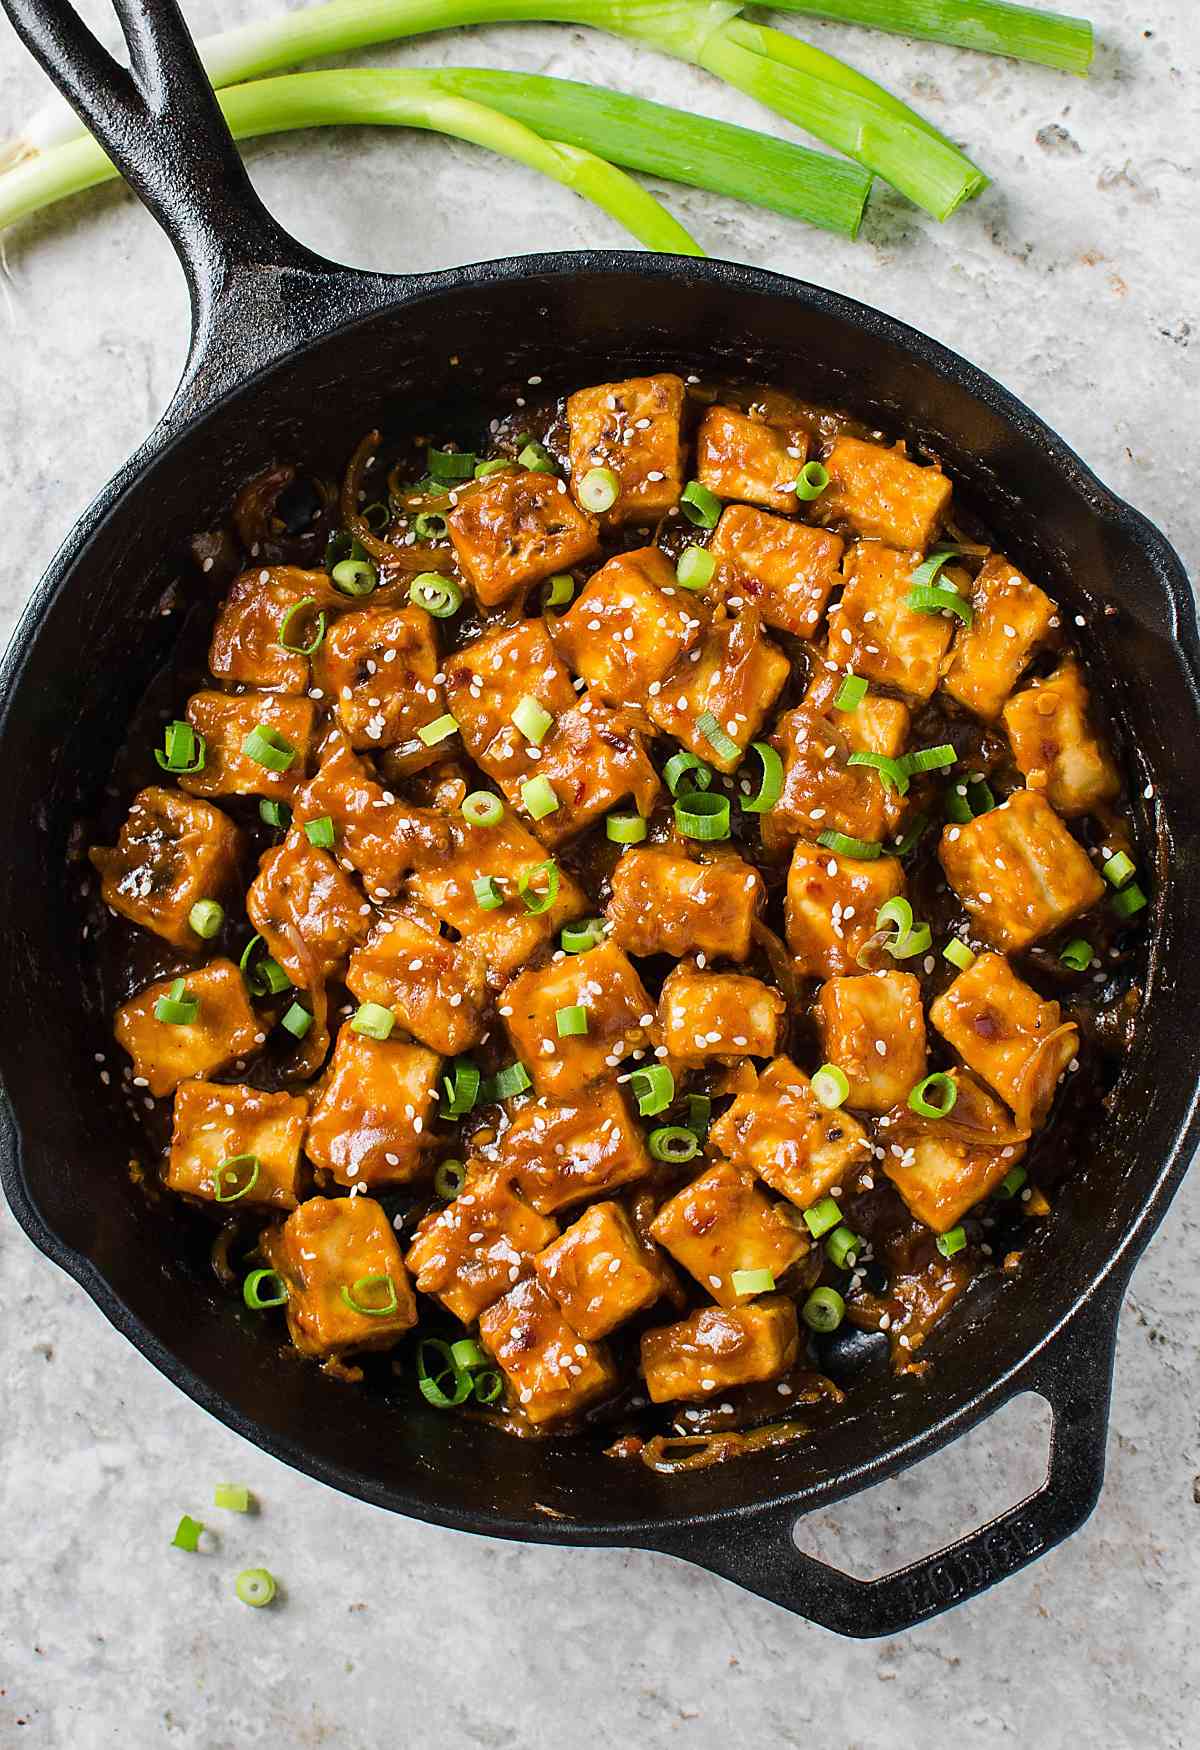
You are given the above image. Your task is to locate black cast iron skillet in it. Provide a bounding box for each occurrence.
[2,0,1198,1640]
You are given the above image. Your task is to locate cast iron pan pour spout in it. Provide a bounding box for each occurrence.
[0,0,1173,1639]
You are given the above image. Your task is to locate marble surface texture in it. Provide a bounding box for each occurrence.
[1,1,1197,1744]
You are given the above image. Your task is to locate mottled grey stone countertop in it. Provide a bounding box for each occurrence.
[1,1,1197,1743]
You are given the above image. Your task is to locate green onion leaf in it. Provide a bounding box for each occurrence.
[512,695,554,745]
[556,1003,589,1038]
[762,2,1093,76]
[277,595,326,655]
[428,447,476,480]
[243,1268,288,1310]
[936,1224,968,1259]
[171,1514,204,1553]
[801,1286,845,1333]
[825,1225,862,1270]
[242,723,298,773]
[259,799,291,830]
[340,1273,399,1317]
[213,1484,250,1513]
[473,1368,504,1404]
[696,710,741,764]
[648,1124,700,1163]
[303,815,335,850]
[803,1195,842,1238]
[543,574,575,609]
[1102,850,1136,889]
[892,812,930,858]
[154,976,199,1026]
[606,811,648,844]
[331,557,378,597]
[409,574,463,618]
[154,719,206,775]
[630,1064,674,1118]
[234,1567,277,1608]
[351,1002,395,1042]
[1112,882,1148,920]
[562,918,606,954]
[740,741,784,814]
[908,1072,958,1119]
[675,791,731,841]
[417,713,459,747]
[847,750,910,795]
[239,934,289,997]
[943,938,976,972]
[578,467,620,513]
[213,1153,261,1204]
[1059,938,1094,972]
[189,899,224,940]
[281,1000,312,1039]
[793,459,829,501]
[434,1158,467,1199]
[907,582,974,626]
[440,1061,481,1119]
[811,1064,850,1109]
[833,672,868,712]
[472,875,505,911]
[462,791,504,828]
[817,829,881,860]
[676,545,715,591]
[680,480,722,529]
[521,775,560,820]
[944,774,996,823]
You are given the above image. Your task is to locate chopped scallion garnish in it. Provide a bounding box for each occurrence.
[340,1273,399,1317]
[188,899,224,940]
[630,1064,674,1117]
[908,1072,958,1119]
[518,859,560,914]
[512,695,554,745]
[1059,938,1094,971]
[803,1196,842,1238]
[562,918,606,954]
[521,775,560,820]
[811,1064,849,1109]
[417,713,459,747]
[472,875,505,911]
[350,1002,396,1041]
[409,574,463,618]
[462,790,504,828]
[154,977,199,1026]
[331,556,378,596]
[740,741,783,814]
[679,480,722,529]
[847,749,910,794]
[648,1124,699,1163]
[277,595,326,654]
[801,1287,845,1333]
[242,723,298,773]
[303,815,334,849]
[154,719,205,775]
[696,710,740,764]
[606,811,648,844]
[213,1484,251,1513]
[937,1224,968,1258]
[943,938,976,972]
[578,467,620,513]
[730,1266,776,1294]
[243,1269,288,1310]
[556,1003,589,1037]
[676,545,715,591]
[817,829,880,860]
[792,459,829,501]
[213,1153,261,1204]
[833,671,867,712]
[675,791,731,841]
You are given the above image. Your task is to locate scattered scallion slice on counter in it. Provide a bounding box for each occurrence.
[908,1072,958,1118]
[171,1515,204,1553]
[350,1002,396,1041]
[803,1196,843,1238]
[833,671,867,711]
[155,977,199,1026]
[679,480,722,529]
[740,741,783,813]
[606,810,648,843]
[340,1273,399,1316]
[731,1266,776,1294]
[631,1064,674,1117]
[277,595,326,653]
[243,1269,288,1310]
[242,723,298,772]
[676,545,715,590]
[937,1224,968,1258]
[792,459,829,500]
[765,1,1094,75]
[801,1286,845,1333]
[811,1063,849,1109]
[578,467,620,512]
[462,790,504,828]
[213,1484,251,1513]
[556,1003,589,1037]
[213,1154,261,1203]
[648,1125,700,1163]
[675,791,731,841]
[189,899,224,940]
[234,1568,277,1608]
[409,574,463,618]
[817,829,880,859]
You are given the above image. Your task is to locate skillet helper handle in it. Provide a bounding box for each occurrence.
[0,0,356,414]
[645,1293,1120,1638]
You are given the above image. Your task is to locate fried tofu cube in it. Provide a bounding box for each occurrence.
[803,660,913,760]
[479,1278,617,1424]
[494,1084,653,1214]
[406,814,588,987]
[114,958,262,1098]
[550,546,703,705]
[166,1079,305,1210]
[762,703,904,851]
[346,912,485,1056]
[656,965,784,1067]
[785,840,906,979]
[89,786,240,949]
[517,703,660,847]
[567,373,685,525]
[817,970,927,1114]
[208,565,338,694]
[246,833,370,985]
[444,619,577,782]
[709,504,843,637]
[605,845,764,962]
[817,436,952,550]
[405,1169,559,1323]
[881,1071,1027,1233]
[930,951,1078,1130]
[939,789,1104,951]
[295,741,453,901]
[710,1056,871,1208]
[447,469,599,606]
[827,543,954,703]
[312,604,442,753]
[696,405,808,513]
[645,609,789,773]
[641,1297,799,1403]
[1002,657,1120,817]
[178,691,316,800]
[940,555,1057,719]
[500,941,655,1097]
[304,1026,440,1186]
[649,1161,809,1307]
[262,1195,416,1358]
[535,1200,667,1338]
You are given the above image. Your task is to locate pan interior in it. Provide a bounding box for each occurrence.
[3,262,1197,1537]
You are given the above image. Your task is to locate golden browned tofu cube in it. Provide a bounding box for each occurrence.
[803,660,913,761]
[89,786,240,950]
[785,840,906,979]
[817,436,952,550]
[313,603,442,753]
[881,1071,1027,1234]
[346,912,485,1056]
[246,834,370,986]
[262,1195,416,1359]
[605,845,763,962]
[167,1079,305,1210]
[550,546,703,705]
[696,405,808,513]
[406,814,588,987]
[493,1083,653,1214]
[709,504,843,637]
[479,1278,617,1424]
[114,959,262,1098]
[930,951,1078,1130]
[304,1026,441,1187]
[939,789,1104,951]
[656,965,784,1068]
[940,555,1057,719]
[500,941,655,1098]
[444,619,577,780]
[567,373,685,526]
[295,742,453,902]
[178,691,316,800]
[762,703,903,851]
[827,543,954,704]
[447,469,599,606]
[1002,657,1120,818]
[209,565,339,694]
[645,609,789,774]
[710,1056,871,1209]
[641,1297,799,1403]
[405,1169,558,1324]
[518,703,660,847]
[535,1200,667,1338]
[649,1161,808,1307]
[817,970,927,1114]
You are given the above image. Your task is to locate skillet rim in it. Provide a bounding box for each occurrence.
[2,247,1198,1547]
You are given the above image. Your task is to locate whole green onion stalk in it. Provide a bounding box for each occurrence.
[765,0,1094,75]
[0,0,989,218]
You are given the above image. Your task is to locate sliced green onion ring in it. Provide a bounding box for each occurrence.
[811,1064,849,1111]
[875,896,932,960]
[676,545,715,591]
[998,1165,1028,1199]
[556,1004,589,1038]
[154,977,199,1026]
[277,595,326,655]
[521,776,559,821]
[578,467,620,513]
[664,751,713,797]
[462,790,504,828]
[417,713,459,748]
[350,1002,395,1041]
[944,775,996,824]
[1059,938,1094,972]
[412,511,447,542]
[847,750,910,795]
[417,1337,474,1408]
[434,1158,467,1199]
[512,695,554,745]
[606,811,648,844]
[517,860,560,915]
[648,1124,699,1163]
[243,1268,288,1310]
[303,815,334,850]
[331,556,378,597]
[188,899,224,940]
[680,480,722,529]
[803,1196,842,1239]
[259,799,291,830]
[428,447,475,480]
[489,1062,532,1101]
[630,1064,674,1118]
[473,1368,504,1405]
[936,1225,968,1259]
[213,1153,261,1204]
[801,1287,846,1333]
[825,1226,862,1271]
[907,582,974,626]
[686,1093,712,1136]
[409,574,463,619]
[730,1266,776,1294]
[213,1484,250,1513]
[543,574,575,609]
[675,791,731,842]
[740,741,783,814]
[171,1515,203,1553]
[441,1061,481,1119]
[909,545,969,588]
[943,938,976,972]
[1112,882,1148,920]
[340,1273,399,1317]
[833,672,868,712]
[234,1567,277,1608]
[472,875,504,911]
[562,918,606,954]
[1102,850,1136,889]
[908,1073,958,1119]
[281,1000,312,1039]
[473,458,510,480]
[696,709,741,764]
[793,460,830,501]
[242,723,298,773]
[902,743,957,776]
[817,829,881,860]
[892,813,930,858]
[154,719,206,775]
[239,934,289,997]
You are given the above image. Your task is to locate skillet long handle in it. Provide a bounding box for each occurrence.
[0,0,368,417]
[640,1288,1122,1638]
